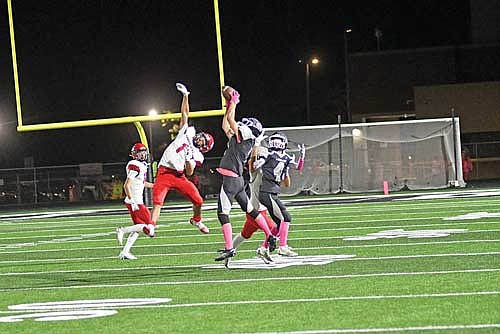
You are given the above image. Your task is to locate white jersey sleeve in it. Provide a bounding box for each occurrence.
[125,160,148,204]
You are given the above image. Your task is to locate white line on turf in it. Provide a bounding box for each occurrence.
[1,229,499,253]
[0,237,498,255]
[1,255,499,276]
[239,324,500,333]
[2,197,499,227]
[0,291,498,312]
[2,220,500,243]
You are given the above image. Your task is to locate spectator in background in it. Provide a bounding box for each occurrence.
[461,148,473,182]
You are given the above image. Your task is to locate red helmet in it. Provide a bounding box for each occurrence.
[130,143,149,161]
[193,132,214,153]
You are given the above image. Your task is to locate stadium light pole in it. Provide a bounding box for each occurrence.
[301,57,319,125]
[344,28,352,123]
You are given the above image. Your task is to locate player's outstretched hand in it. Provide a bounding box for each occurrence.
[298,143,306,159]
[176,82,190,96]
[229,89,240,105]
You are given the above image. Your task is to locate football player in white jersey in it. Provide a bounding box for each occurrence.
[150,83,214,233]
[116,143,156,260]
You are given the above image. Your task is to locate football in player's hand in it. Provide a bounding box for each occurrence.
[222,86,235,100]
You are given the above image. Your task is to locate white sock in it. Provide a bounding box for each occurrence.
[232,233,246,249]
[123,224,145,234]
[123,232,139,253]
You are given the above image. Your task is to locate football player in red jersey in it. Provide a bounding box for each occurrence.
[116,143,155,260]
[150,83,214,233]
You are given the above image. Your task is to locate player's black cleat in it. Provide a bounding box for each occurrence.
[267,235,277,252]
[215,248,236,262]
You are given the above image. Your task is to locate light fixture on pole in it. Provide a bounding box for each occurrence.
[344,28,352,123]
[300,57,319,125]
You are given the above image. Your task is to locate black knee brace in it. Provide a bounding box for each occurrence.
[217,212,230,226]
[248,209,260,219]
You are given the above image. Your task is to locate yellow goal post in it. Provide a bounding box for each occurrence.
[7,0,227,148]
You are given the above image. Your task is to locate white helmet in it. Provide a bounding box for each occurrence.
[268,132,288,151]
[239,117,263,137]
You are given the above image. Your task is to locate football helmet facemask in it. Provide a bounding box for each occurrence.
[130,143,149,161]
[268,132,288,151]
[193,132,214,153]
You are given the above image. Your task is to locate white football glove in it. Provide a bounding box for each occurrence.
[176,82,190,96]
[124,197,139,211]
[298,143,306,159]
[254,133,267,146]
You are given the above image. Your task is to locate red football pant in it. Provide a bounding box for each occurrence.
[153,170,203,207]
[241,210,276,239]
[126,203,155,226]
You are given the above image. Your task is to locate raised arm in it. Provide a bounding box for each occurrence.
[176,82,190,128]
[221,86,240,139]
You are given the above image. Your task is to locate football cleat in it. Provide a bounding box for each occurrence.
[215,248,235,262]
[116,226,124,246]
[190,218,209,234]
[267,234,277,252]
[118,251,137,260]
[278,245,298,257]
[256,247,273,264]
[143,224,156,237]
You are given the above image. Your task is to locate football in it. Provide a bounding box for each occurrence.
[222,85,234,100]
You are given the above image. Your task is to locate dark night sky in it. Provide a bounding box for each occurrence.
[0,0,471,168]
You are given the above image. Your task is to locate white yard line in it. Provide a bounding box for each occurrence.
[2,197,500,227]
[241,323,500,334]
[1,220,500,242]
[0,237,498,255]
[0,253,499,276]
[0,291,498,316]
[0,228,499,251]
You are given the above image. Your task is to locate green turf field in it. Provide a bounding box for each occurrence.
[0,190,499,333]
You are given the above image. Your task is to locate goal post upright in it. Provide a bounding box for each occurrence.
[7,0,23,129]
